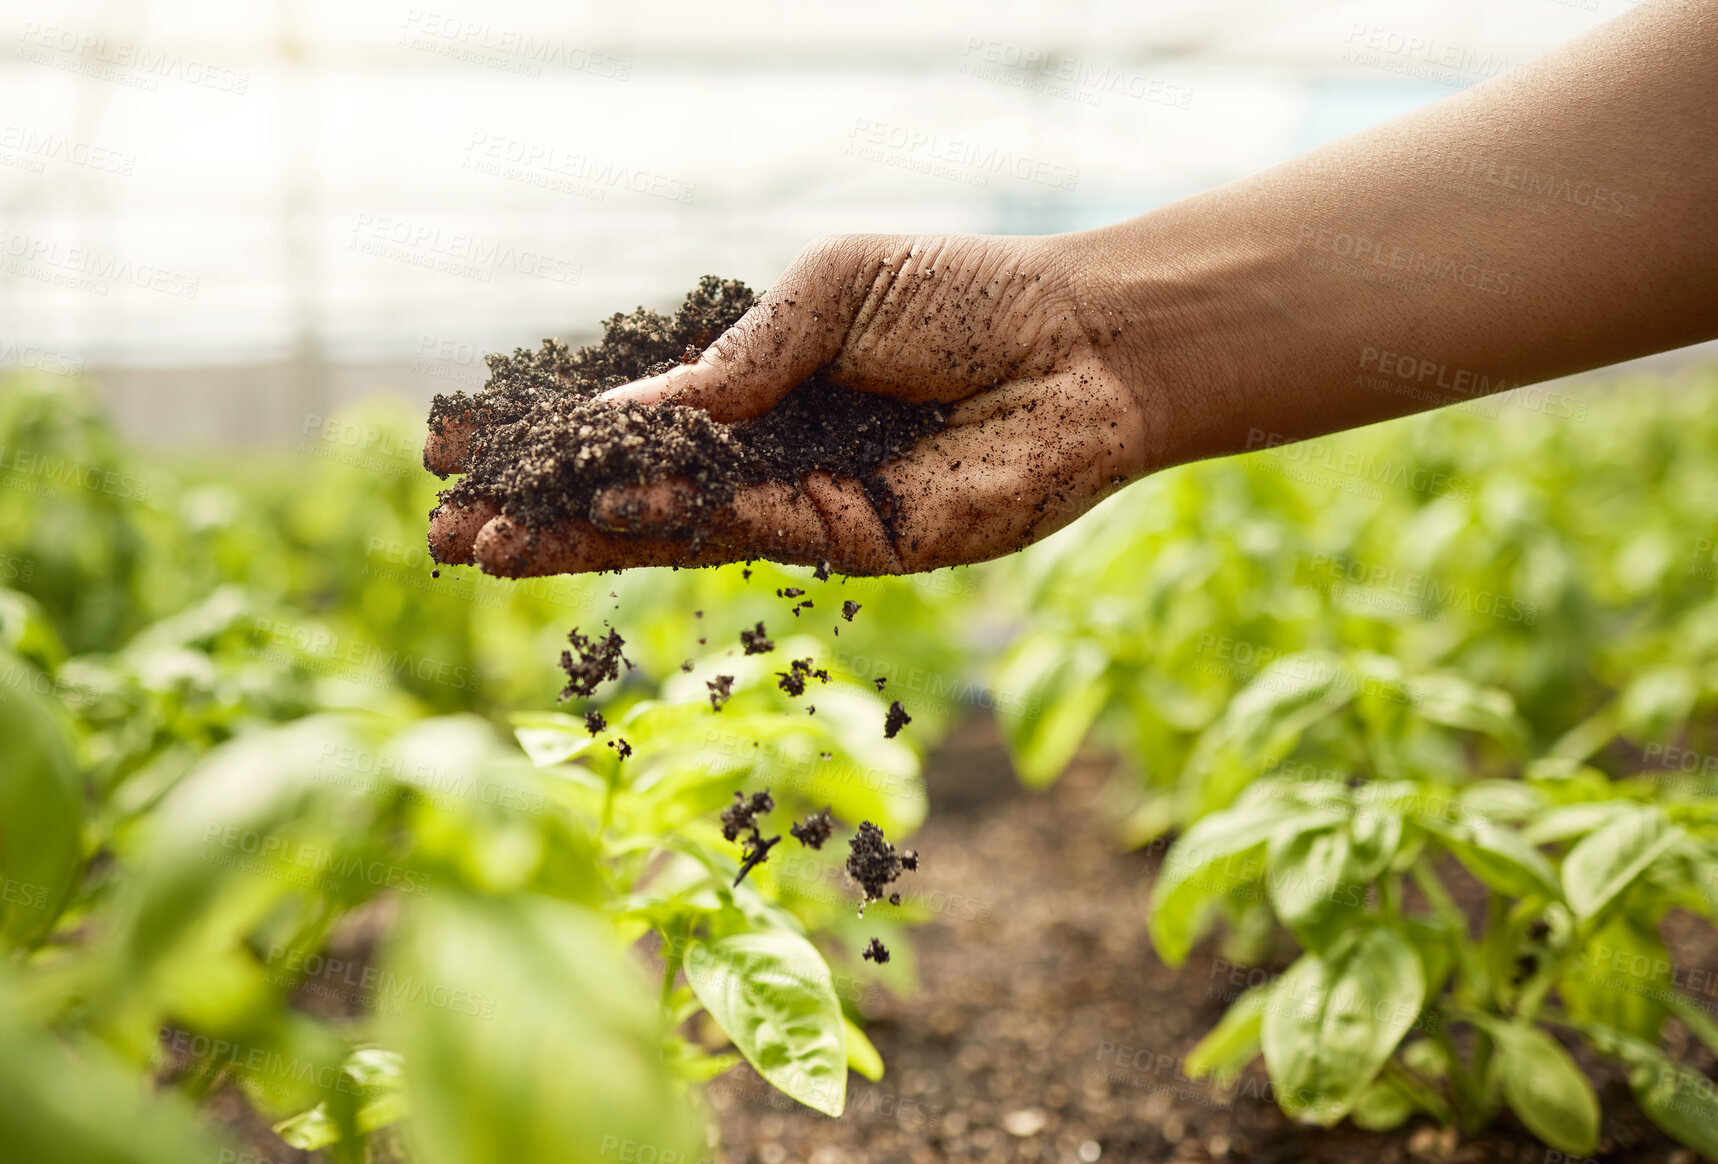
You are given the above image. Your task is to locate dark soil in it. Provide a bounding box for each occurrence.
[724,789,782,886]
[846,822,918,909]
[743,622,776,655]
[884,701,912,739]
[559,627,629,700]
[426,277,947,553]
[862,938,892,965]
[792,809,835,850]
[778,658,831,698]
[708,717,1712,1164]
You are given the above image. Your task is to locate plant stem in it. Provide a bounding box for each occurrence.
[1382,1058,1455,1125]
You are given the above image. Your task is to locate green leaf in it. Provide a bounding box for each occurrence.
[511,712,599,767]
[1261,927,1425,1125]
[273,1048,408,1151]
[1403,674,1523,742]
[1624,1049,1718,1159]
[1560,919,1667,1042]
[1561,807,1684,920]
[684,931,847,1116]
[1480,1020,1599,1157]
[1266,823,1362,952]
[1346,809,1404,882]
[1350,1074,1416,1131]
[844,1015,884,1082]
[995,633,1110,788]
[0,650,83,948]
[1181,651,1353,817]
[1184,984,1266,1086]
[382,892,698,1164]
[1423,818,1558,899]
[1149,803,1329,966]
[0,1003,230,1164]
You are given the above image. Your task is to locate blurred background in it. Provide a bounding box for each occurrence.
[5,0,1710,447]
[7,4,1718,1163]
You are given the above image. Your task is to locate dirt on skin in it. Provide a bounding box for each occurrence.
[709,719,1712,1164]
[425,277,948,557]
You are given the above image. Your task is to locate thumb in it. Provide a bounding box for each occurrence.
[598,253,854,423]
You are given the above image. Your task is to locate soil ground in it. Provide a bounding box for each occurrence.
[708,717,1711,1164]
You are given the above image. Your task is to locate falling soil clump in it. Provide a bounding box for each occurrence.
[846,821,918,911]
[426,276,948,556]
[559,628,629,701]
[884,700,912,738]
[841,601,861,621]
[583,709,607,735]
[739,622,774,655]
[706,674,735,710]
[776,657,831,698]
[861,937,891,964]
[722,789,780,886]
[790,808,834,850]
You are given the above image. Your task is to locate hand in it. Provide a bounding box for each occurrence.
[424,232,1159,576]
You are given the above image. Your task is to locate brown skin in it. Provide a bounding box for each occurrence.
[428,0,1718,577]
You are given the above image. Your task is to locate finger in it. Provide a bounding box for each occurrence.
[596,238,891,422]
[428,497,499,565]
[424,413,477,477]
[471,513,749,577]
[592,475,902,575]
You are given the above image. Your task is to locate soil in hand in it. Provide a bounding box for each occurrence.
[426,276,948,561]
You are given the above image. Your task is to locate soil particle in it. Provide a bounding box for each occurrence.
[777,588,805,599]
[707,674,735,710]
[842,601,862,622]
[873,677,887,692]
[427,277,947,558]
[721,789,775,843]
[776,658,831,698]
[583,709,607,735]
[740,622,775,655]
[884,700,912,738]
[721,789,781,887]
[609,738,633,760]
[846,821,918,909]
[559,628,629,701]
[861,937,891,964]
[790,808,834,850]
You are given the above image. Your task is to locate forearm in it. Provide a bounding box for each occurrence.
[1076,0,1718,472]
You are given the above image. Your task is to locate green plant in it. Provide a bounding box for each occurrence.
[1152,667,1718,1159]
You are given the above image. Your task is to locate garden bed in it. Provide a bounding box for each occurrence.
[710,718,1711,1164]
